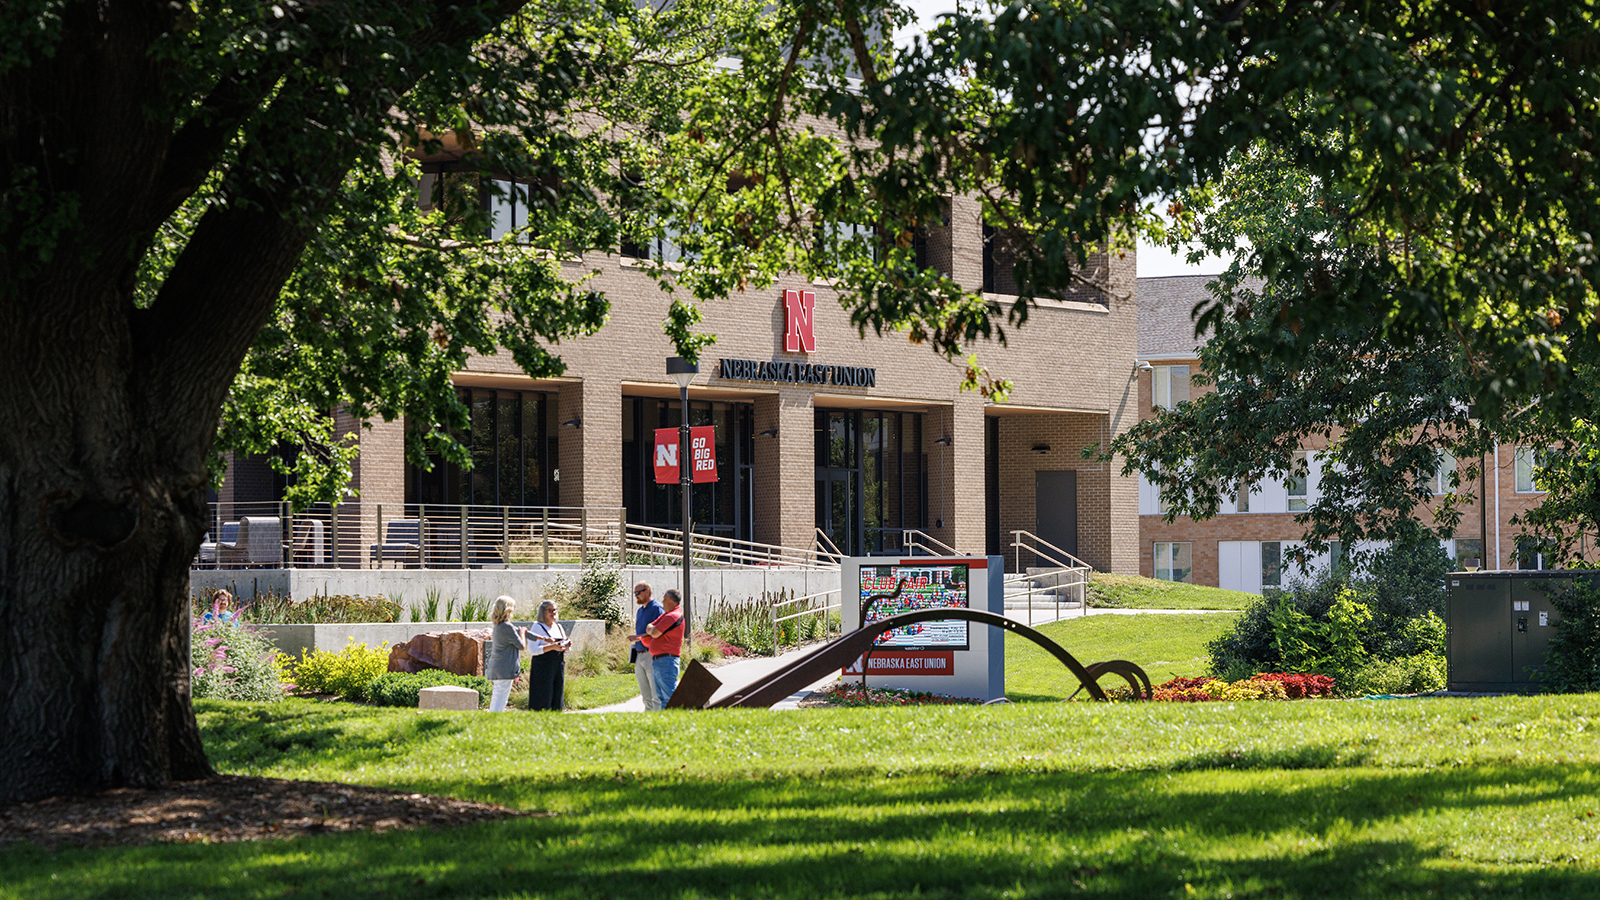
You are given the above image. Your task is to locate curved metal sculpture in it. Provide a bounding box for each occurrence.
[699,607,1152,708]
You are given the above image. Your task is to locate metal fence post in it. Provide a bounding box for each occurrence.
[375,503,383,570]
[459,506,468,568]
[501,506,509,568]
[580,508,588,566]
[281,500,291,569]
[330,503,340,570]
[541,506,549,567]
[419,505,428,569]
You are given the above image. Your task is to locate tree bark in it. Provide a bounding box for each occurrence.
[0,0,528,804]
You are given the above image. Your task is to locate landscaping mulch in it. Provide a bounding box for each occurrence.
[0,775,540,849]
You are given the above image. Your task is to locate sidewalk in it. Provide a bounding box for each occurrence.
[578,643,837,713]
[578,604,1235,714]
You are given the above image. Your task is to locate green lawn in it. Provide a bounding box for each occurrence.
[6,695,1600,899]
[1087,572,1257,610]
[563,672,638,709]
[1008,612,1238,697]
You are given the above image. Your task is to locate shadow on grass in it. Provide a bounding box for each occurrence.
[9,765,1600,899]
[196,700,470,771]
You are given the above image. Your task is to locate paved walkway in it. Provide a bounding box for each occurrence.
[577,604,1237,714]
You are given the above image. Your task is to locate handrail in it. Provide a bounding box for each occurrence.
[624,524,839,570]
[812,528,844,564]
[900,529,961,557]
[1011,529,1093,572]
[770,587,843,656]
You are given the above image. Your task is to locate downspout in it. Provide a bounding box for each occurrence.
[1493,441,1502,569]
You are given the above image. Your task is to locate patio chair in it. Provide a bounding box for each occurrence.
[286,518,326,567]
[370,519,420,568]
[197,521,239,566]
[218,516,283,568]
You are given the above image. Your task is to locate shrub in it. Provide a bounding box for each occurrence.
[365,671,491,708]
[568,646,610,678]
[238,590,402,625]
[191,617,286,702]
[1251,672,1336,699]
[1152,676,1216,702]
[291,639,389,700]
[1541,577,1600,693]
[1212,678,1289,702]
[1347,653,1446,695]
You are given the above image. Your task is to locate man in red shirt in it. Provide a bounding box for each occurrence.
[641,589,684,709]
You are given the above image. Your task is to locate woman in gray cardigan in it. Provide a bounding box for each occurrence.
[486,595,529,712]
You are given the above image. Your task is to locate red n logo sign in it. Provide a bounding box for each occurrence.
[784,289,816,353]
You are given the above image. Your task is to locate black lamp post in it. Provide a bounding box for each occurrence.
[667,356,698,641]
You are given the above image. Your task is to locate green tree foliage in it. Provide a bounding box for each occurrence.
[1541,577,1600,693]
[878,0,1600,421]
[1208,540,1448,689]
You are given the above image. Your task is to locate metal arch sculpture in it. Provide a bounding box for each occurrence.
[695,608,1152,709]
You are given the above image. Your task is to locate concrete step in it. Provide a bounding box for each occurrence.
[998,595,1088,608]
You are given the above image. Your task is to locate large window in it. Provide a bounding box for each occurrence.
[1287,451,1309,512]
[1261,541,1283,588]
[405,388,555,508]
[1427,450,1457,495]
[622,397,752,541]
[1153,542,1192,583]
[814,409,927,556]
[1152,365,1190,411]
[1514,446,1546,493]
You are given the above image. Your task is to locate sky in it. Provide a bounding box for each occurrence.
[892,0,1233,279]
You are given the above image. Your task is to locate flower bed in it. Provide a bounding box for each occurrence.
[812,683,980,708]
[1150,673,1336,702]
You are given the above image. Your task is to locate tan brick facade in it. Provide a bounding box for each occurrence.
[1133,348,1569,586]
[227,197,1143,573]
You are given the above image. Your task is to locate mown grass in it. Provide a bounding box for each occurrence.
[563,672,638,709]
[7,695,1600,899]
[1087,572,1256,610]
[1008,612,1239,697]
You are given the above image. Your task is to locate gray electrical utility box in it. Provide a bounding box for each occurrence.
[1445,570,1597,692]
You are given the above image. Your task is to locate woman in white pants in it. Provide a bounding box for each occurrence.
[485,595,527,711]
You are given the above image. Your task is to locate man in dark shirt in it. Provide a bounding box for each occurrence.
[632,582,664,711]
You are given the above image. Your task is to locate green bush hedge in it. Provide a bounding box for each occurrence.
[1543,577,1600,693]
[366,670,492,708]
[291,639,389,700]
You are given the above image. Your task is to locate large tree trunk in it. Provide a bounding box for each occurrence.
[0,301,218,801]
[0,0,528,804]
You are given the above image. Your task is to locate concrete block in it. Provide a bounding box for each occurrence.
[418,685,480,710]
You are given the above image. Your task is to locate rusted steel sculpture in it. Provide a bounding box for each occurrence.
[679,608,1152,709]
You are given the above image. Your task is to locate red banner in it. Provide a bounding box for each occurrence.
[654,426,718,484]
[843,650,955,676]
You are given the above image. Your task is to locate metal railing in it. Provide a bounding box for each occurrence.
[622,524,841,570]
[194,501,848,571]
[194,501,627,569]
[1006,530,1093,626]
[812,528,845,565]
[898,529,962,557]
[770,587,843,656]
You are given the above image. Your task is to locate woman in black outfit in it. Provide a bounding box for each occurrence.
[526,599,572,710]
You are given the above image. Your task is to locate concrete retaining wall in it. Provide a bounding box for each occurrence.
[257,619,606,659]
[192,566,842,611]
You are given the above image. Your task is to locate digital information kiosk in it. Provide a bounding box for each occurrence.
[839,555,1005,702]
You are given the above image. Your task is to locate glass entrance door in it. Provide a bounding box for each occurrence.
[815,467,856,556]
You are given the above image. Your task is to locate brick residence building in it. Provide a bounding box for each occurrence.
[1135,274,1556,593]
[219,186,1144,575]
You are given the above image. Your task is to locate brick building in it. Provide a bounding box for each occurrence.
[1136,274,1555,592]
[220,194,1143,574]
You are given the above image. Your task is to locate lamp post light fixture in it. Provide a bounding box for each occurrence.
[667,356,699,642]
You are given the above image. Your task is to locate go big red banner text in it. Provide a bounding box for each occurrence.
[653,426,718,484]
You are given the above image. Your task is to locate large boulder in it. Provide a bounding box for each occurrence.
[388,629,489,677]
